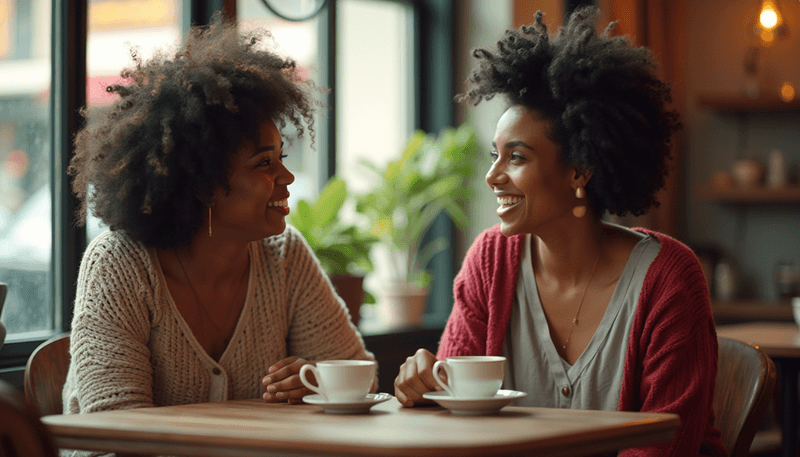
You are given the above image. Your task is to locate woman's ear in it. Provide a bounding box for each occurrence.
[195,189,216,208]
[571,168,593,189]
[571,168,593,218]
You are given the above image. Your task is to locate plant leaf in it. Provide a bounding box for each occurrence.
[313,177,346,226]
[291,199,315,233]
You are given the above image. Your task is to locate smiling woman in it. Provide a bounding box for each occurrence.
[395,6,726,457]
[62,15,375,443]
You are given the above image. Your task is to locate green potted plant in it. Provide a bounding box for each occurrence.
[356,123,480,327]
[290,176,378,326]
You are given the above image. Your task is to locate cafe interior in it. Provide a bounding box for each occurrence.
[0,0,799,455]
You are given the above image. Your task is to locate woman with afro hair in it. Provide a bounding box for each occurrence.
[395,7,725,456]
[63,17,375,423]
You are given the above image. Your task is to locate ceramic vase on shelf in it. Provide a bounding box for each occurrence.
[731,158,764,188]
[714,261,737,303]
[766,149,787,188]
[775,260,800,302]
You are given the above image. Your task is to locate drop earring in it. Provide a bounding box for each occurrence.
[208,205,213,237]
[572,186,587,218]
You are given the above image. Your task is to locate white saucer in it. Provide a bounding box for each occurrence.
[303,393,393,414]
[422,390,527,415]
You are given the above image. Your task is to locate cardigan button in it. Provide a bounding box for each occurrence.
[561,386,571,397]
[213,367,222,376]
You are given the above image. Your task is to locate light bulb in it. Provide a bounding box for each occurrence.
[760,7,778,29]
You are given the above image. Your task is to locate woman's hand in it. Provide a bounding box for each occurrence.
[394,348,444,407]
[262,356,315,404]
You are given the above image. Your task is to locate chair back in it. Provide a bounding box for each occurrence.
[713,337,776,457]
[24,332,70,417]
[0,380,58,457]
[0,283,6,350]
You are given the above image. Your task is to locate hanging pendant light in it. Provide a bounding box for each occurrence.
[754,0,789,44]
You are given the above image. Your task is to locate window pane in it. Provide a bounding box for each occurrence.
[85,0,184,240]
[336,0,414,194]
[336,0,415,310]
[0,0,53,338]
[238,0,326,204]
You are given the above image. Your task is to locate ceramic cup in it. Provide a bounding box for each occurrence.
[299,360,375,403]
[432,356,505,399]
[792,297,800,329]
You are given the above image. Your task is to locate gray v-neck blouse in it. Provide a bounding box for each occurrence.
[501,230,660,410]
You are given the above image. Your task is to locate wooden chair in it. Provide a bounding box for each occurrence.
[0,379,58,457]
[713,337,777,457]
[24,332,70,417]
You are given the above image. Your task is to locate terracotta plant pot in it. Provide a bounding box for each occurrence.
[377,283,428,329]
[329,275,365,327]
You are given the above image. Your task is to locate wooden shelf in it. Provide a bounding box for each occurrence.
[712,299,793,322]
[697,184,800,203]
[697,94,800,113]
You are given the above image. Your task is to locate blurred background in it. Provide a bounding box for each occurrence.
[0,0,798,390]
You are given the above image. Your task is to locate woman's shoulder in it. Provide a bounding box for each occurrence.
[82,229,150,267]
[631,228,710,319]
[631,228,700,269]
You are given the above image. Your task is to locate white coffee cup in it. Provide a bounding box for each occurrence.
[792,297,800,329]
[299,360,375,403]
[432,356,505,399]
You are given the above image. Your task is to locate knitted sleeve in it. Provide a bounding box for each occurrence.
[281,226,374,364]
[438,229,493,358]
[619,234,724,457]
[65,231,156,415]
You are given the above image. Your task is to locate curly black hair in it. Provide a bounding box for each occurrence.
[69,16,318,248]
[457,6,681,217]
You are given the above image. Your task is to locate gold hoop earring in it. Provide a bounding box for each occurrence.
[208,205,213,237]
[573,186,587,218]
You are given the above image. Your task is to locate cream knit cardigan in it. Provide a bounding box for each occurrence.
[63,225,375,417]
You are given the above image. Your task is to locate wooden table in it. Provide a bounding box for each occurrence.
[717,322,800,457]
[43,398,680,457]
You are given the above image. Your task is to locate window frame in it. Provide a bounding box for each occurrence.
[0,0,456,384]
[0,0,238,382]
[325,0,457,326]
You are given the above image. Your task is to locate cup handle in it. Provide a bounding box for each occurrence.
[299,364,326,401]
[432,361,455,397]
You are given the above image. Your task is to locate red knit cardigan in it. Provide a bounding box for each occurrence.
[438,226,727,457]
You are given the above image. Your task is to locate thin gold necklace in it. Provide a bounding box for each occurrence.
[174,248,249,337]
[562,225,604,350]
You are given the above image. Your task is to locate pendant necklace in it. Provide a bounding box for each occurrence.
[175,248,249,340]
[562,225,604,350]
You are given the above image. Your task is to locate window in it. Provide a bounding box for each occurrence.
[237,0,422,323]
[336,0,416,309]
[336,0,415,194]
[0,0,53,340]
[85,0,184,240]
[237,0,327,205]
[235,0,456,326]
[0,0,454,383]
